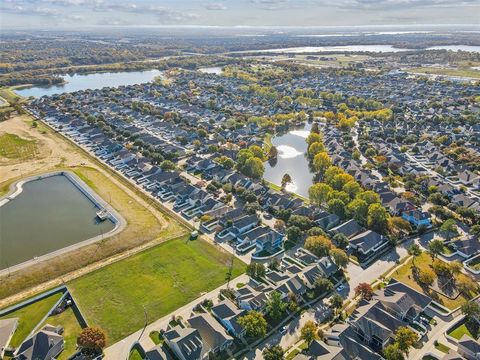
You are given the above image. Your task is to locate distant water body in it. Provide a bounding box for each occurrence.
[16,69,162,98]
[233,44,480,54]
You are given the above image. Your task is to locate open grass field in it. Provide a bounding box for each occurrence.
[40,307,83,359]
[409,67,480,79]
[389,252,478,310]
[68,235,246,344]
[0,292,62,347]
[0,115,187,305]
[0,87,24,105]
[0,133,38,160]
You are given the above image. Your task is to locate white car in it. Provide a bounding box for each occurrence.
[336,284,345,292]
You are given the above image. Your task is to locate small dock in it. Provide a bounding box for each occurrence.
[96,208,110,221]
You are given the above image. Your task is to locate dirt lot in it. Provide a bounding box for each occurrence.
[0,115,188,306]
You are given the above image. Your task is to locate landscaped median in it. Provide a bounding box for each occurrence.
[68,235,246,344]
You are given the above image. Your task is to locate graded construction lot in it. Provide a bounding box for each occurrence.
[0,114,187,305]
[69,235,246,344]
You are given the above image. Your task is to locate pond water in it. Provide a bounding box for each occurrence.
[16,69,162,98]
[263,123,314,198]
[0,174,115,270]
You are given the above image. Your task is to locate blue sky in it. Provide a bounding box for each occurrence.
[1,0,479,28]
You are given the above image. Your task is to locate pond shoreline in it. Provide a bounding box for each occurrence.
[0,171,126,276]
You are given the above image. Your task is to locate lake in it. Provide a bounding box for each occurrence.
[0,174,115,270]
[16,69,162,98]
[425,45,480,53]
[233,45,414,54]
[263,123,314,198]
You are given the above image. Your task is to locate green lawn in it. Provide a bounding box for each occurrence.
[0,292,62,347]
[448,320,479,340]
[41,307,83,360]
[390,252,478,310]
[435,341,450,353]
[129,348,144,360]
[0,133,38,160]
[68,236,245,344]
[467,256,480,271]
[149,331,163,345]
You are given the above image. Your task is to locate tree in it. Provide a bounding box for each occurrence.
[356,191,380,205]
[288,215,313,231]
[330,294,343,315]
[407,244,422,268]
[389,217,412,235]
[262,345,285,360]
[305,235,333,257]
[461,300,480,326]
[333,233,349,249]
[308,142,326,158]
[249,145,265,160]
[286,226,303,243]
[160,160,176,171]
[300,321,318,344]
[238,311,267,338]
[268,145,278,159]
[367,203,389,234]
[77,327,106,352]
[328,199,346,219]
[471,224,480,237]
[428,239,444,260]
[244,157,264,179]
[309,183,333,206]
[394,327,418,356]
[312,152,331,175]
[440,219,458,241]
[417,268,436,286]
[347,198,369,225]
[343,181,361,198]
[265,291,288,321]
[354,283,373,300]
[306,132,322,146]
[281,173,292,190]
[456,275,478,296]
[330,248,349,269]
[246,263,266,279]
[315,277,334,294]
[383,343,405,360]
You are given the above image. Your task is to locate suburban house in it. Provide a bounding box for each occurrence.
[14,325,64,360]
[163,326,207,360]
[211,300,247,338]
[187,313,233,355]
[235,283,272,311]
[348,230,389,260]
[402,209,432,228]
[457,334,480,360]
[347,279,432,351]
